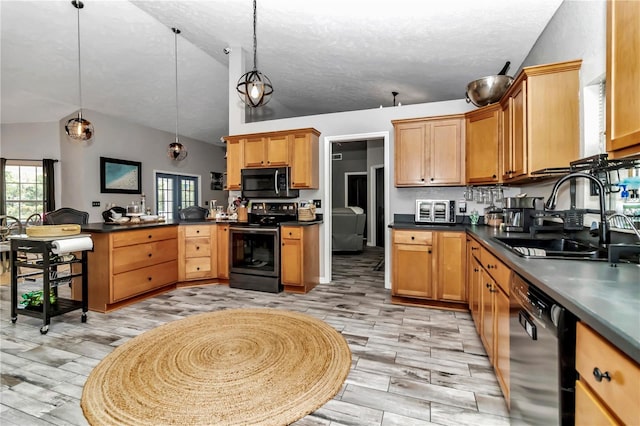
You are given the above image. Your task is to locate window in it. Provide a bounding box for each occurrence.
[4,160,44,221]
[156,172,199,221]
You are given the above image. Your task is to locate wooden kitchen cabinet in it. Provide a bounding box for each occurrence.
[226,137,242,190]
[280,224,319,293]
[466,104,501,184]
[290,129,320,189]
[575,322,639,425]
[393,115,465,187]
[494,281,510,405]
[392,230,434,299]
[216,224,229,279]
[606,0,640,158]
[480,268,496,362]
[87,226,178,312]
[500,60,582,182]
[392,229,466,304]
[467,240,482,332]
[178,224,217,281]
[436,232,466,302]
[243,134,289,168]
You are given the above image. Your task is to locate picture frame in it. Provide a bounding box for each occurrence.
[100,157,142,194]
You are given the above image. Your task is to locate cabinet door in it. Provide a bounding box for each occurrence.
[281,237,302,286]
[510,81,527,178]
[501,99,513,181]
[226,138,242,190]
[394,122,428,186]
[606,0,640,157]
[436,232,466,302]
[494,285,510,403]
[430,118,464,185]
[466,107,500,184]
[290,131,319,189]
[392,243,433,298]
[575,380,620,426]
[266,135,290,166]
[480,269,495,362]
[243,136,267,167]
[217,224,229,279]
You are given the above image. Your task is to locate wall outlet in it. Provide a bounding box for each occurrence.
[313,199,322,208]
[92,201,101,207]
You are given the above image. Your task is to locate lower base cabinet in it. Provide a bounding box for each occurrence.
[178,224,217,281]
[281,224,319,293]
[391,230,466,303]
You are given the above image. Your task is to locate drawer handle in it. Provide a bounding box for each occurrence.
[148,253,152,257]
[196,230,200,234]
[148,234,152,239]
[196,267,200,271]
[196,246,200,250]
[147,276,152,281]
[486,283,491,288]
[427,249,432,254]
[474,268,479,272]
[593,367,611,382]
[487,264,494,269]
[471,247,478,251]
[411,236,415,240]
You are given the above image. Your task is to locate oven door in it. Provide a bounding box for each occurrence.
[229,226,280,278]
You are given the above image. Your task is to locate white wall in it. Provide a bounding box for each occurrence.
[1,121,63,207]
[3,109,227,222]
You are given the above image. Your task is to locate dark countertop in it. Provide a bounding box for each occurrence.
[389,219,640,364]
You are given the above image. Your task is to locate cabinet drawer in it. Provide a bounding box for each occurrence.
[112,238,178,274]
[112,260,177,302]
[281,227,301,240]
[185,257,212,279]
[575,379,620,425]
[480,247,510,294]
[393,230,432,245]
[112,226,177,247]
[576,322,639,426]
[185,237,211,258]
[184,225,211,238]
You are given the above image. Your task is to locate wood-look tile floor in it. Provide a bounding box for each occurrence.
[0,247,510,425]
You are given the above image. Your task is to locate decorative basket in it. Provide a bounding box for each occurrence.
[298,205,316,222]
[26,224,81,237]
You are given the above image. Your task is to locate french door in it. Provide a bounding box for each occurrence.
[155,173,198,221]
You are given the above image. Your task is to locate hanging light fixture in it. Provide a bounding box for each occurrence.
[236,0,273,107]
[167,27,187,161]
[65,0,94,141]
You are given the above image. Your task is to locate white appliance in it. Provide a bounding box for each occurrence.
[415,199,456,224]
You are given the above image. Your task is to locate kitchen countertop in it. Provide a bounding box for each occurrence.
[389,220,640,364]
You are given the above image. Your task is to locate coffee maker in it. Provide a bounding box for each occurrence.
[503,196,545,232]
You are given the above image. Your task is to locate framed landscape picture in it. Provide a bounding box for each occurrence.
[100,157,142,194]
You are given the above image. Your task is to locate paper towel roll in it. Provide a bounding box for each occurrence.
[51,236,93,254]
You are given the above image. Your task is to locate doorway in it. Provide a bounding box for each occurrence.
[155,172,199,221]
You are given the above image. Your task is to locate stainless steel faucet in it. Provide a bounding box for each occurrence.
[607,213,640,240]
[545,172,609,245]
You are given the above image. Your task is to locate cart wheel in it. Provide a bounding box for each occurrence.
[40,325,49,334]
[11,317,17,324]
[81,313,87,323]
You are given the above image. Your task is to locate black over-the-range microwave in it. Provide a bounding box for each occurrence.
[241,167,300,199]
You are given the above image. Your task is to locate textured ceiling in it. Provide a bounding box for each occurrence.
[1,0,563,144]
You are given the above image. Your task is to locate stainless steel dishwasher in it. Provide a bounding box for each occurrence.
[510,273,577,426]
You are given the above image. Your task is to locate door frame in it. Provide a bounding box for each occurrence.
[369,163,384,247]
[323,131,390,289]
[344,171,367,208]
[153,169,202,219]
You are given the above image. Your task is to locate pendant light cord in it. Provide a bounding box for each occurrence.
[252,0,257,71]
[173,28,180,143]
[75,1,84,116]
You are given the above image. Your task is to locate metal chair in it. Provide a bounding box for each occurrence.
[43,208,89,225]
[25,213,42,226]
[1,215,23,273]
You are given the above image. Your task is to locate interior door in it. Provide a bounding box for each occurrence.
[156,173,199,221]
[375,167,384,248]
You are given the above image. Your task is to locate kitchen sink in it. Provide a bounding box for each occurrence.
[492,236,607,260]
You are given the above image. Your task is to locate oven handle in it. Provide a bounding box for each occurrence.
[274,169,280,195]
[229,226,279,235]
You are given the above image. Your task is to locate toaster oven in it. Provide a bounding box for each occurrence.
[415,199,456,224]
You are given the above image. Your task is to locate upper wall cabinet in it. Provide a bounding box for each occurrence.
[606,0,640,159]
[224,128,320,190]
[393,114,465,187]
[466,104,501,184]
[500,60,582,182]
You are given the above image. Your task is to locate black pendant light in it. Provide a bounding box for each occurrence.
[167,27,187,161]
[65,0,94,141]
[236,0,273,107]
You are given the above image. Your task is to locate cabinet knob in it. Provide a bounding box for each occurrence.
[147,277,152,281]
[148,235,152,239]
[487,264,494,269]
[474,268,479,272]
[471,247,478,251]
[411,236,415,240]
[593,367,611,382]
[196,246,200,250]
[428,249,432,254]
[486,282,491,288]
[289,232,292,236]
[148,253,152,257]
[492,174,497,179]
[430,177,434,181]
[196,267,200,271]
[196,230,200,234]
[421,178,425,182]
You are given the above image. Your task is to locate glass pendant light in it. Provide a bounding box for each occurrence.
[167,27,187,161]
[236,0,273,107]
[65,0,93,141]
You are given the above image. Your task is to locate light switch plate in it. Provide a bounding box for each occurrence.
[458,200,467,213]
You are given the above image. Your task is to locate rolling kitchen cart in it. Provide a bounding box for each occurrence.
[10,235,89,334]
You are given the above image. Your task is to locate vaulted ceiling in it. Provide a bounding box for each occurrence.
[1,0,563,144]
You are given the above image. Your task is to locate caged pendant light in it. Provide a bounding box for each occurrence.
[236,0,273,107]
[65,0,94,141]
[167,27,187,161]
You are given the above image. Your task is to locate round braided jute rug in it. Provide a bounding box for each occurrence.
[81,308,351,426]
